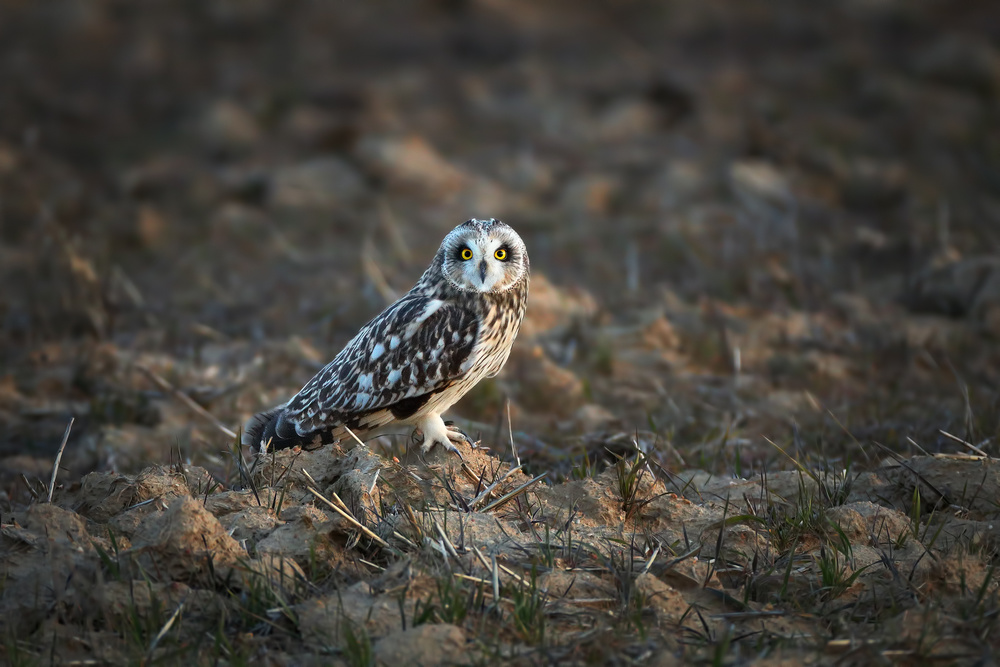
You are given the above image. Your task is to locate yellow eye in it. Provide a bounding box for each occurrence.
[494,248,507,261]
[460,247,473,260]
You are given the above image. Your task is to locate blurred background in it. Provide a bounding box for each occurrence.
[2,0,999,489]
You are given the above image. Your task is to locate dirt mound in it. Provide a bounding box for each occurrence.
[4,441,1000,664]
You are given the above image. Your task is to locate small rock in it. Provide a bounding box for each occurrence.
[374,623,466,667]
[538,568,615,600]
[730,159,791,209]
[572,403,617,432]
[915,35,1000,96]
[0,142,19,174]
[298,582,414,645]
[221,505,281,544]
[119,155,194,197]
[634,572,701,625]
[355,135,466,200]
[206,0,275,23]
[281,104,358,149]
[74,466,189,523]
[1,505,100,635]
[496,149,554,194]
[838,158,907,210]
[519,273,598,340]
[729,160,797,240]
[255,505,353,572]
[269,157,367,210]
[594,98,659,141]
[205,488,280,517]
[641,160,710,212]
[535,478,621,527]
[130,496,245,583]
[560,174,619,217]
[197,99,260,148]
[136,205,167,248]
[635,314,681,351]
[329,446,385,509]
[450,177,510,219]
[505,344,585,416]
[904,255,1000,322]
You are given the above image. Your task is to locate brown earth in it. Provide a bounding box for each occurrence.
[2,0,1000,664]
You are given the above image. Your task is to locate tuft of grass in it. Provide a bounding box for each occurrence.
[414,575,485,626]
[612,451,652,522]
[93,527,124,582]
[508,568,546,646]
[570,450,597,480]
[816,545,869,601]
[2,631,39,667]
[341,619,374,667]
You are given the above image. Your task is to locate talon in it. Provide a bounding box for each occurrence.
[444,421,474,446]
[418,437,465,460]
[439,437,465,460]
[414,428,465,460]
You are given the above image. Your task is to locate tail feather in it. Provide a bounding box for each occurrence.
[241,407,283,453]
[242,404,331,453]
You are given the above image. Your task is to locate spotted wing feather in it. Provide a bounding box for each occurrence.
[277,294,479,441]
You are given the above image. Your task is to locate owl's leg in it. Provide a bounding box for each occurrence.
[415,413,465,459]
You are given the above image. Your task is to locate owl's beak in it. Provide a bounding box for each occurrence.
[478,260,487,282]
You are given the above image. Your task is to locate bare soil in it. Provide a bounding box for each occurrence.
[3,1,1000,664]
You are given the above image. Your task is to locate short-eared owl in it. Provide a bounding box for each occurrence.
[243,218,529,456]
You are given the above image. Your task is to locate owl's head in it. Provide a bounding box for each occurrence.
[438,218,529,294]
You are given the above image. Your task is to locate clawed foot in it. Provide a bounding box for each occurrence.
[414,418,474,459]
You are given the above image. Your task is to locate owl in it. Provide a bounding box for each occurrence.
[242,218,529,457]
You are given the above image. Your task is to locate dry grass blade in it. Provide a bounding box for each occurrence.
[342,425,368,449]
[135,364,237,439]
[469,463,524,510]
[471,545,531,588]
[321,473,417,549]
[358,558,384,570]
[305,486,397,553]
[491,553,500,602]
[460,462,482,486]
[938,429,990,458]
[302,469,354,515]
[391,529,418,549]
[506,399,520,468]
[401,502,424,542]
[330,490,358,517]
[20,473,40,500]
[763,436,810,477]
[433,518,462,560]
[870,441,953,507]
[641,544,660,575]
[47,417,74,503]
[906,436,931,457]
[233,432,262,505]
[301,468,321,488]
[479,472,547,513]
[147,599,185,657]
[361,237,397,304]
[454,572,492,587]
